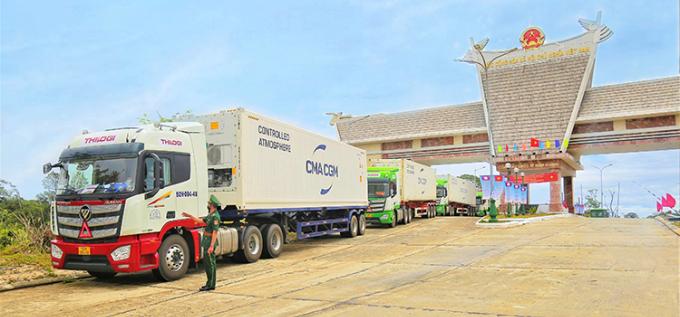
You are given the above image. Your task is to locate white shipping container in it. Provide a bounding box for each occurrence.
[368,159,436,202]
[445,176,477,207]
[187,108,368,211]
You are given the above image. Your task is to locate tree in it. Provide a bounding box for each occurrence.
[36,172,59,203]
[138,110,192,125]
[0,179,20,202]
[459,174,481,190]
[624,212,639,219]
[585,189,601,209]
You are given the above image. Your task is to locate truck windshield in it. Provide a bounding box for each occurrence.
[368,180,389,198]
[57,158,137,195]
[437,186,447,198]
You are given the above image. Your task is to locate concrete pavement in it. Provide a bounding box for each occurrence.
[0,216,677,316]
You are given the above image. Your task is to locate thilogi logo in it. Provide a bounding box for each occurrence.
[305,144,339,195]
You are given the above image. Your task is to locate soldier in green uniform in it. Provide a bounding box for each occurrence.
[181,195,222,291]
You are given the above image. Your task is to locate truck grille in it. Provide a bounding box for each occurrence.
[369,199,386,212]
[56,201,124,242]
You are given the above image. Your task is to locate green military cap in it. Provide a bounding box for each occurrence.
[208,195,221,208]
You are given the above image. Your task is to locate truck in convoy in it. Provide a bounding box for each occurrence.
[44,108,368,281]
[435,175,477,216]
[365,159,436,225]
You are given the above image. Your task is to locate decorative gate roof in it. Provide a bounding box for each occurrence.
[462,17,613,156]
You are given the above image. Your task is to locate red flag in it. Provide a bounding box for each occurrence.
[665,193,676,208]
[530,138,539,147]
[661,195,669,208]
[505,144,509,152]
[657,201,663,212]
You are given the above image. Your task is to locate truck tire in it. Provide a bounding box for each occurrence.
[404,208,411,224]
[152,234,190,282]
[399,208,407,225]
[389,211,397,228]
[87,271,117,279]
[357,214,367,235]
[341,214,359,238]
[234,226,263,263]
[262,224,283,259]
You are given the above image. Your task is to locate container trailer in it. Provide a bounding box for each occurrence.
[45,108,368,281]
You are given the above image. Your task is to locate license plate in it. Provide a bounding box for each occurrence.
[78,246,91,255]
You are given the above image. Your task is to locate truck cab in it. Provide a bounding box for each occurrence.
[366,167,410,227]
[45,123,209,280]
[435,179,451,216]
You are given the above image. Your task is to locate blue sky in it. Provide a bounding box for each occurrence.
[1,1,678,216]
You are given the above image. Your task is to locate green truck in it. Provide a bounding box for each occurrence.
[435,175,477,216]
[366,167,408,227]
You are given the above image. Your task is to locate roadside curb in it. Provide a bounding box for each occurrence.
[655,216,680,237]
[0,273,90,293]
[476,213,572,228]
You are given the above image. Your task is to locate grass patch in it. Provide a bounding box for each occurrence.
[496,213,551,219]
[0,248,52,272]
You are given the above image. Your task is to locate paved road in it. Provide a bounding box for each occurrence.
[1,216,678,317]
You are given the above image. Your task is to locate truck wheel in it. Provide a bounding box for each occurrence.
[152,234,190,282]
[389,211,397,228]
[404,208,411,224]
[357,214,367,235]
[87,271,117,279]
[341,214,359,238]
[262,224,283,258]
[234,226,263,263]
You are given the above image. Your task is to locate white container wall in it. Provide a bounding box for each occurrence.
[188,108,368,211]
[368,158,436,202]
[445,176,477,207]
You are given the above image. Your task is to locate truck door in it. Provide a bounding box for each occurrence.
[144,153,177,231]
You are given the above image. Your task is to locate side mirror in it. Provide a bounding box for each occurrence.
[145,154,162,199]
[43,163,53,174]
[390,182,397,198]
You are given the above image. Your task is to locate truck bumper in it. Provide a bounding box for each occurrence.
[436,205,447,216]
[365,210,393,224]
[51,234,161,273]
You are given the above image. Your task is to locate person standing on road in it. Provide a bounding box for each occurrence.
[181,195,222,291]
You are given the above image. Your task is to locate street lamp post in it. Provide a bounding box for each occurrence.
[505,162,512,216]
[593,164,613,208]
[457,43,518,223]
[520,172,526,214]
[513,167,520,215]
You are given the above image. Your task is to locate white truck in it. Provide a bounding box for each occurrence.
[366,159,437,225]
[436,175,477,216]
[44,108,368,281]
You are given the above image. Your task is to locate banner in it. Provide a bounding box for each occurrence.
[492,175,505,200]
[521,185,528,204]
[509,172,559,184]
[513,184,521,203]
[505,181,513,203]
[480,175,492,199]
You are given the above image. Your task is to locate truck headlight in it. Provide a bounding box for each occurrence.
[380,214,389,220]
[51,244,63,259]
[111,245,131,261]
